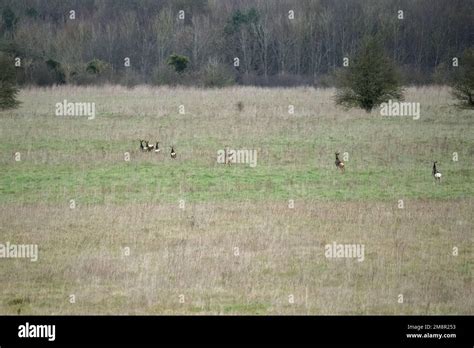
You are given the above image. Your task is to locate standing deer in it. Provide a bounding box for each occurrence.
[335,152,345,173]
[432,161,442,182]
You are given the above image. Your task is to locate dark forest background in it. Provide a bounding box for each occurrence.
[1,0,473,87]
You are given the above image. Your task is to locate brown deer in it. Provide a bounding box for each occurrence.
[170,146,176,159]
[335,152,345,173]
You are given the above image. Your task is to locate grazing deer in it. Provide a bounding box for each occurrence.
[335,152,345,173]
[139,140,147,151]
[154,142,161,153]
[433,161,442,182]
[170,146,176,159]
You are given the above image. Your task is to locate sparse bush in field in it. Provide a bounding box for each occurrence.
[167,54,189,73]
[200,61,235,88]
[451,48,474,109]
[152,64,182,86]
[68,59,112,85]
[86,59,111,75]
[0,53,20,110]
[25,7,38,19]
[335,36,403,112]
[45,58,66,84]
[29,61,59,86]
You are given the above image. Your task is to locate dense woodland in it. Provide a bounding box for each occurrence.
[0,0,473,87]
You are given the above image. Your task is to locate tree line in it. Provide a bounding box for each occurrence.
[0,0,473,87]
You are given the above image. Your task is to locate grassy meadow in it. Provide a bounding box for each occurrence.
[0,85,472,314]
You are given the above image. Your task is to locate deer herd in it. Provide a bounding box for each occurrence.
[139,140,443,183]
[139,139,176,159]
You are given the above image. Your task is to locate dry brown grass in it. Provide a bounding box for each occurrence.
[0,199,471,315]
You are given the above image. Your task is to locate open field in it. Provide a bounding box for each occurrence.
[0,86,472,314]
